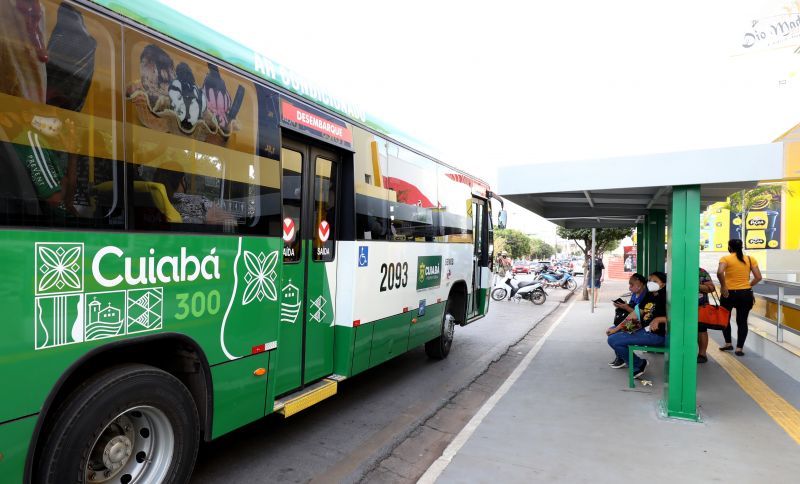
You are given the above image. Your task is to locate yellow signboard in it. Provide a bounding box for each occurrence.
[787,142,800,179]
[701,203,731,251]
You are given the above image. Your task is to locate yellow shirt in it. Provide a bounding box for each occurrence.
[719,253,757,290]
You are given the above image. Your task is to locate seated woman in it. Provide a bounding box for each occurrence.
[606,271,668,379]
[152,167,232,225]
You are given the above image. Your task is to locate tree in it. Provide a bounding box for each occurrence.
[529,237,555,259]
[494,236,507,259]
[726,184,783,215]
[556,227,633,300]
[494,229,531,259]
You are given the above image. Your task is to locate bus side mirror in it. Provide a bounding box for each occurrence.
[497,210,508,229]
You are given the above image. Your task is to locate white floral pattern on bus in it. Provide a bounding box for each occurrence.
[36,243,84,295]
[242,250,278,305]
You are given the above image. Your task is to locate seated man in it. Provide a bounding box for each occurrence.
[612,273,648,315]
[607,273,648,361]
[606,271,668,379]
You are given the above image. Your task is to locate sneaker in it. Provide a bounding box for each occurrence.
[697,354,708,364]
[633,359,648,378]
[610,359,627,369]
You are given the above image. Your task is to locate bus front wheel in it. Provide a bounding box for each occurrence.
[37,364,199,484]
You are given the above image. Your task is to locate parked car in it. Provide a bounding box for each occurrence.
[512,262,531,274]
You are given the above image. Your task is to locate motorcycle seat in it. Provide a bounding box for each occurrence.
[517,280,538,288]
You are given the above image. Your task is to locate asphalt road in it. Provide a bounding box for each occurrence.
[190,282,566,483]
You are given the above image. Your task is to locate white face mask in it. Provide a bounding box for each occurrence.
[647,281,661,292]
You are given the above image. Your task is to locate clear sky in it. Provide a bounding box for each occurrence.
[160,0,800,235]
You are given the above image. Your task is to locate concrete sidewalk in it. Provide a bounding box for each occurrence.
[423,280,800,483]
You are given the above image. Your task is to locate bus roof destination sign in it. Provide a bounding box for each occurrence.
[280,97,353,150]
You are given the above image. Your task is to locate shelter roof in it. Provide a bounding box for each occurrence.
[498,143,784,228]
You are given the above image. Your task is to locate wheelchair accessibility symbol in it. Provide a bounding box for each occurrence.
[358,246,369,267]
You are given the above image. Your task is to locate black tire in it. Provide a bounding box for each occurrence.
[491,287,508,301]
[36,364,199,484]
[425,308,456,360]
[532,289,547,305]
[565,279,577,291]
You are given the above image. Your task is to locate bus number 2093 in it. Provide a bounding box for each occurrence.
[379,262,409,292]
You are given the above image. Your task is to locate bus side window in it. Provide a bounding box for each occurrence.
[0,2,124,229]
[282,147,302,262]
[354,135,391,241]
[385,143,438,242]
[436,166,474,244]
[123,30,281,236]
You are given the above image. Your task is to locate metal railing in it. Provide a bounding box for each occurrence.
[755,278,800,343]
[760,270,800,282]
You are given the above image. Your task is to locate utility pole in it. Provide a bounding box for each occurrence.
[591,228,596,313]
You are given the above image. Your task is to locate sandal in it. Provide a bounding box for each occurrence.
[735,350,745,356]
[719,345,733,351]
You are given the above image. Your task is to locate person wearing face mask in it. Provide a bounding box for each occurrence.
[606,272,668,378]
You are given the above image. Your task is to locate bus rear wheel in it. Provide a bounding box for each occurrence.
[37,364,199,484]
[425,309,456,360]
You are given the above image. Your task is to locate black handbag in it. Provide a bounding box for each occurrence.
[613,307,629,325]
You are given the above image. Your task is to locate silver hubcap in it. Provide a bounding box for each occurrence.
[443,313,455,347]
[86,406,174,484]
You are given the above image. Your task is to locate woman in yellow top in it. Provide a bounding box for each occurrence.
[717,239,762,356]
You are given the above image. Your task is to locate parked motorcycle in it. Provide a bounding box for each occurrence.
[535,269,578,291]
[491,273,547,305]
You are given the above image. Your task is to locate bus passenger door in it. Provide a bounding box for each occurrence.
[275,139,338,396]
[469,198,488,318]
[303,147,338,384]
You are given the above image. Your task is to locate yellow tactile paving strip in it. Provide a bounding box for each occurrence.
[707,350,800,445]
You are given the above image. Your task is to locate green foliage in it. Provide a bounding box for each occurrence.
[556,226,632,300]
[529,237,555,259]
[604,239,621,254]
[725,184,784,214]
[555,227,633,256]
[494,229,531,259]
[494,236,507,256]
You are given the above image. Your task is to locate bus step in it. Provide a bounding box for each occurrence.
[274,378,338,417]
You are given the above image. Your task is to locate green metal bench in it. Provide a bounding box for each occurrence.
[628,345,667,388]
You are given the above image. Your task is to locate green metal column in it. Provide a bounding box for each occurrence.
[636,222,645,275]
[648,209,666,273]
[663,185,700,421]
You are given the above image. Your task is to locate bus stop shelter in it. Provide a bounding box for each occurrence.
[497,143,785,420]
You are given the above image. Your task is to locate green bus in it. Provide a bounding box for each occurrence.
[0,1,503,482]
